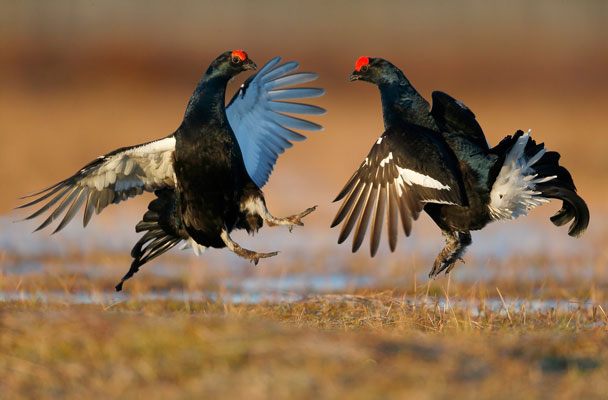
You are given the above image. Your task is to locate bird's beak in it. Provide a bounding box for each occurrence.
[349,71,361,82]
[243,59,257,71]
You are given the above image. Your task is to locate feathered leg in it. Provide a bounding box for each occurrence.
[220,227,278,265]
[429,230,472,278]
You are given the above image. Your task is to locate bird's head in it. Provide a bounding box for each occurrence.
[349,57,403,85]
[208,50,257,78]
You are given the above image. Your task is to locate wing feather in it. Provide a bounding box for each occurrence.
[397,188,413,237]
[266,121,307,142]
[430,90,489,149]
[331,177,363,228]
[370,184,387,256]
[353,185,378,253]
[265,133,292,153]
[18,183,65,209]
[82,190,95,227]
[19,136,176,232]
[268,101,326,115]
[53,187,87,233]
[267,72,319,88]
[271,112,323,131]
[332,127,467,256]
[338,183,369,244]
[387,182,399,251]
[261,61,299,81]
[268,88,326,101]
[226,57,325,188]
[22,186,71,220]
[35,186,80,232]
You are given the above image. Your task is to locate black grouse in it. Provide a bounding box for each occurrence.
[331,56,589,277]
[19,50,326,290]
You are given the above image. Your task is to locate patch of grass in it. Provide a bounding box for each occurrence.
[1,225,607,398]
[1,293,608,399]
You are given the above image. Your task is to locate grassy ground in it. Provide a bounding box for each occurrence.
[2,289,608,400]
[2,224,607,399]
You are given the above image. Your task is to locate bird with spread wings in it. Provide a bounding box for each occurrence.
[19,51,325,290]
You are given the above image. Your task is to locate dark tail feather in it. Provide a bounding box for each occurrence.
[521,133,589,238]
[116,189,186,292]
[536,184,589,238]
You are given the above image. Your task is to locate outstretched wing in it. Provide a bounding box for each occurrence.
[430,91,489,150]
[18,136,176,233]
[226,56,326,188]
[331,126,467,257]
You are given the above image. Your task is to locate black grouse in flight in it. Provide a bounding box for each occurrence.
[19,50,325,290]
[332,56,589,277]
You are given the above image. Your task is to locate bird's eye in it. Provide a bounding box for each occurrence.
[361,65,369,72]
[232,57,242,64]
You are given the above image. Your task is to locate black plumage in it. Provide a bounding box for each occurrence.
[19,51,325,291]
[332,57,589,277]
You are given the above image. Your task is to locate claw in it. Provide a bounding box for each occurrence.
[445,263,457,274]
[429,258,456,278]
[249,250,279,265]
[238,246,278,265]
[221,227,279,265]
[259,203,317,232]
[428,231,472,279]
[280,205,317,232]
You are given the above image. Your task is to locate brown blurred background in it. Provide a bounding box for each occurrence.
[2,0,607,223]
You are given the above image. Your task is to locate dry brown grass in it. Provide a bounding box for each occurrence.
[2,293,608,400]
[2,239,607,399]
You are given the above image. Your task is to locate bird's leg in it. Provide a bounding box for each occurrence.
[220,227,278,265]
[242,196,317,232]
[429,230,472,278]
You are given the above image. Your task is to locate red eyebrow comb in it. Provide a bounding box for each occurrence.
[355,56,370,72]
[231,50,248,61]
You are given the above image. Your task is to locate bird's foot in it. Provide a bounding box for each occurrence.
[285,205,317,232]
[429,258,454,279]
[239,248,279,266]
[267,205,317,232]
[220,227,278,265]
[429,231,471,279]
[445,258,464,274]
[429,256,464,278]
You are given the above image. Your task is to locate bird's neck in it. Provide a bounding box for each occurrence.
[182,74,231,126]
[378,79,435,130]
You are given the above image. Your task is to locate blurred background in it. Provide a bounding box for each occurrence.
[1,1,607,293]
